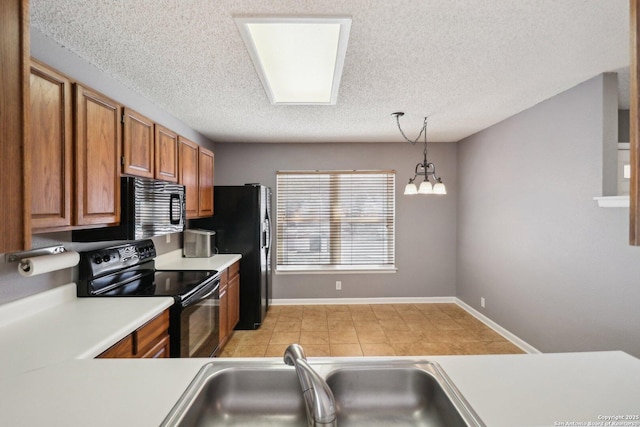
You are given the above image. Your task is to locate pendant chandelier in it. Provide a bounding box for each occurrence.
[392,112,446,195]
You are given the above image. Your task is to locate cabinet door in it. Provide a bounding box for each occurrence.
[74,85,121,226]
[155,124,179,182]
[228,272,240,332]
[219,285,229,344]
[0,0,30,252]
[179,136,199,218]
[122,107,154,178]
[30,60,72,231]
[198,147,214,217]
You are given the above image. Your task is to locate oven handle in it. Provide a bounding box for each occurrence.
[181,279,219,307]
[195,286,218,301]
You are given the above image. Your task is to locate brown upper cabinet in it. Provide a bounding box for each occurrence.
[155,124,179,183]
[27,59,216,232]
[30,65,122,232]
[30,60,73,232]
[122,111,179,183]
[179,137,214,219]
[74,84,122,227]
[178,136,200,218]
[198,146,215,217]
[0,0,30,252]
[122,108,154,179]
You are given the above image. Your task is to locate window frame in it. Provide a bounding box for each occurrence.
[275,170,397,274]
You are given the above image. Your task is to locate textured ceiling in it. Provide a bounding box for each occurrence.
[30,0,629,143]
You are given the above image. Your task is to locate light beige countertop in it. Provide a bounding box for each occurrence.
[0,352,638,426]
[0,283,173,380]
[154,250,241,272]
[0,275,639,426]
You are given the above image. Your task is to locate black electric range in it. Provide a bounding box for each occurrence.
[77,240,221,357]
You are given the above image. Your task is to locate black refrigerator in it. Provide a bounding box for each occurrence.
[190,184,272,330]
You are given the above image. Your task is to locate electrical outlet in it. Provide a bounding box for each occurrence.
[336,281,342,291]
[166,234,171,244]
[481,297,485,308]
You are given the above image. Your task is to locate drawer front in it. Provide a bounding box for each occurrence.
[97,335,133,358]
[134,310,170,356]
[139,335,170,358]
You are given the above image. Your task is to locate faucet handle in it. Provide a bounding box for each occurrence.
[283,343,307,365]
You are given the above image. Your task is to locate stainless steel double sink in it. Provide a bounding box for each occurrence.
[161,359,485,426]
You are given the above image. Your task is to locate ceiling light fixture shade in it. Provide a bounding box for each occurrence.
[418,181,433,194]
[404,182,418,195]
[392,112,446,196]
[234,16,352,105]
[432,180,447,195]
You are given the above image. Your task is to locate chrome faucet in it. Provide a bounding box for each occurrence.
[283,344,337,427]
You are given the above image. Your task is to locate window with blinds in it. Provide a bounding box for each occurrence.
[276,170,396,272]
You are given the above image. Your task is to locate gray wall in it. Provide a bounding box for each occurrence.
[457,74,640,357]
[213,142,458,299]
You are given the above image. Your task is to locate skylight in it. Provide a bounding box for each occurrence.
[234,16,352,105]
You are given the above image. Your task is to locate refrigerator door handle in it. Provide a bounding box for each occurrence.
[262,218,271,248]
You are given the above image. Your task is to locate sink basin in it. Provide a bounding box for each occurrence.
[326,365,474,426]
[161,359,484,427]
[162,367,306,426]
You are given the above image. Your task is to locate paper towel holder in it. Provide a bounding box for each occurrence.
[5,245,67,264]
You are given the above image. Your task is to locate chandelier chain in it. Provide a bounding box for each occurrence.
[394,114,426,145]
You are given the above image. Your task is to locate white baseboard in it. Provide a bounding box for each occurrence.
[271,296,540,354]
[455,298,541,354]
[271,296,456,305]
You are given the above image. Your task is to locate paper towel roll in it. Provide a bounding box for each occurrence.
[18,251,80,277]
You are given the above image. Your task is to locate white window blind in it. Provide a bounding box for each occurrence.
[276,170,395,271]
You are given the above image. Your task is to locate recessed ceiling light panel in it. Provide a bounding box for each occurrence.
[234,16,351,105]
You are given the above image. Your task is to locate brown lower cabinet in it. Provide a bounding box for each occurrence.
[98,309,170,358]
[218,261,240,350]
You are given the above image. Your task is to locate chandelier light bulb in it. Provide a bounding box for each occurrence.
[418,180,433,194]
[404,183,418,195]
[433,182,447,195]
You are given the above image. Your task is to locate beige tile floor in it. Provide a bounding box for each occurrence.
[218,303,524,358]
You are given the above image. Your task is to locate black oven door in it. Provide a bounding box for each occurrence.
[171,277,220,358]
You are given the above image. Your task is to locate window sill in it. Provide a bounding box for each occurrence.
[276,266,397,275]
[593,195,629,208]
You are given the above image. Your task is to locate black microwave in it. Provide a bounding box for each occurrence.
[73,176,186,242]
